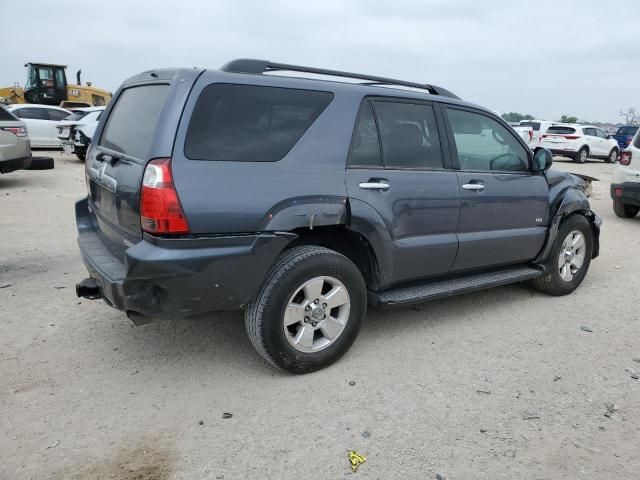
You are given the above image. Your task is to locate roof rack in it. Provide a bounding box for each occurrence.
[220,58,460,100]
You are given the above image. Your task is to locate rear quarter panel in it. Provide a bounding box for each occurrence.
[171,72,363,234]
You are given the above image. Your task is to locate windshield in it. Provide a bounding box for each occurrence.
[616,126,638,136]
[547,126,576,135]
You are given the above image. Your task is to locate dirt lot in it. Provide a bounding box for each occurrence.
[1,152,639,479]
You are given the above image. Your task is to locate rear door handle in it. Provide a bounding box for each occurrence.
[462,183,485,191]
[359,182,390,191]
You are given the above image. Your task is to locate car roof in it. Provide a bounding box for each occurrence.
[8,104,70,111]
[75,106,105,112]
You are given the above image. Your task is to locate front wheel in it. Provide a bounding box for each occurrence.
[605,148,618,163]
[531,215,593,296]
[245,246,366,374]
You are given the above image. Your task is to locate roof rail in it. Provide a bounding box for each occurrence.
[220,58,460,100]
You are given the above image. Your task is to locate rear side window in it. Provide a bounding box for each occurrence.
[547,126,576,135]
[65,111,89,121]
[185,84,334,162]
[374,101,443,169]
[348,102,382,167]
[99,85,170,160]
[14,107,47,120]
[0,106,18,121]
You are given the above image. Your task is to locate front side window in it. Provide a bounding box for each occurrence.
[594,128,607,139]
[185,84,334,162]
[447,108,529,172]
[583,128,596,136]
[374,101,443,169]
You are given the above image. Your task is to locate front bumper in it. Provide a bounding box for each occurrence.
[611,182,640,207]
[0,155,32,173]
[76,197,294,321]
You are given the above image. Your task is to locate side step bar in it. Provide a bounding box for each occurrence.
[369,266,544,308]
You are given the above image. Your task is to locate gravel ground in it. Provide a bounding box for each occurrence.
[1,152,639,479]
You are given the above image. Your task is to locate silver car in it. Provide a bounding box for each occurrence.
[0,105,31,173]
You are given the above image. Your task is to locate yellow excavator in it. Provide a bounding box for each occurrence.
[0,62,112,108]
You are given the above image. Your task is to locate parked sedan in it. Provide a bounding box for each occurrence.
[0,106,31,173]
[540,124,619,163]
[56,106,105,160]
[5,104,71,148]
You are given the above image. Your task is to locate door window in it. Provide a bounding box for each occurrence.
[446,108,529,172]
[594,128,607,139]
[583,127,596,136]
[348,102,383,167]
[14,108,47,120]
[374,101,443,169]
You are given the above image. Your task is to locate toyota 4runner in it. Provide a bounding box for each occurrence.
[75,59,601,373]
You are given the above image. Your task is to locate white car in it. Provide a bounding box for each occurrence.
[611,128,640,218]
[5,104,71,148]
[56,106,105,160]
[519,120,554,149]
[540,124,619,163]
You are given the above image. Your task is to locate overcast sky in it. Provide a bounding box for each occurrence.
[1,0,637,123]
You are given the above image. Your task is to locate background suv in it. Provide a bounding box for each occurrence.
[611,128,640,218]
[75,60,601,373]
[0,105,31,173]
[540,124,619,163]
[613,125,638,151]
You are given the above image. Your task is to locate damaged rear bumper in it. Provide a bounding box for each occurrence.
[75,198,293,322]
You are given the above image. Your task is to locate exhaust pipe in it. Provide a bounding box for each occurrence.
[76,278,102,300]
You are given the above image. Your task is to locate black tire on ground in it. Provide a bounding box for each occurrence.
[531,214,593,296]
[75,150,86,161]
[605,148,618,163]
[613,199,640,218]
[245,245,367,374]
[575,147,588,164]
[24,156,54,170]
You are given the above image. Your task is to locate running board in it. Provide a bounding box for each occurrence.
[370,266,544,308]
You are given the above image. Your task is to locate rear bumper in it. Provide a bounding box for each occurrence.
[75,197,294,321]
[549,148,577,157]
[611,182,640,206]
[0,155,31,173]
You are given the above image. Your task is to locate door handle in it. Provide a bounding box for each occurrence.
[359,182,390,191]
[462,183,485,191]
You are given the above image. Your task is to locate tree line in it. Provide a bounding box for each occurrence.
[501,108,638,126]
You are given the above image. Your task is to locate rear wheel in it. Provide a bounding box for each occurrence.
[245,246,366,374]
[531,215,593,296]
[613,199,640,218]
[606,148,618,163]
[76,151,86,161]
[575,147,588,164]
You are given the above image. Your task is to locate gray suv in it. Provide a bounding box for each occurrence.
[0,106,31,173]
[76,60,601,373]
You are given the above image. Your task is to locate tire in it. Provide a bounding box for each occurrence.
[76,151,86,161]
[531,215,593,296]
[24,156,54,170]
[605,148,618,163]
[245,246,367,374]
[613,199,640,218]
[575,147,588,164]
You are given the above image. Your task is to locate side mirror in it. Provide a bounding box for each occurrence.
[606,134,613,139]
[533,147,553,172]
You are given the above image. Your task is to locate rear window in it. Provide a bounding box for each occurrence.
[99,85,170,160]
[65,111,89,121]
[0,106,18,121]
[547,126,576,135]
[520,121,541,131]
[616,126,638,136]
[185,84,334,162]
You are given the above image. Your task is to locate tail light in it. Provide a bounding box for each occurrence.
[620,151,632,166]
[529,130,533,141]
[140,158,190,234]
[1,126,27,137]
[542,134,548,139]
[564,135,580,140]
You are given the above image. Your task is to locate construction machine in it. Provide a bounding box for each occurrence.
[0,62,112,108]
